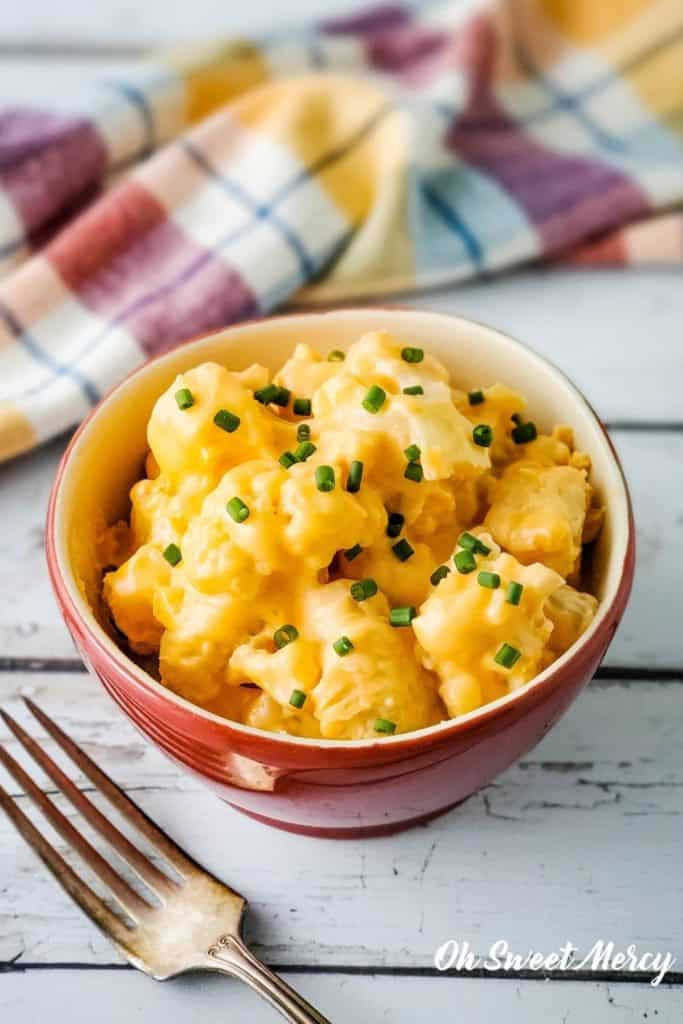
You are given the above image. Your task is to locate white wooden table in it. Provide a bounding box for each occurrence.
[1,4,682,1021]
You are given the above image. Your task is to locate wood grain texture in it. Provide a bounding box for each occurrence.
[1,670,680,970]
[1,970,680,1023]
[2,425,680,668]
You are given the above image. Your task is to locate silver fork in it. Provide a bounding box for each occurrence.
[0,698,331,1023]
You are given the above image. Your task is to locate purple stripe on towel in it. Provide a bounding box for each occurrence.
[446,15,649,251]
[0,108,108,238]
[320,3,411,36]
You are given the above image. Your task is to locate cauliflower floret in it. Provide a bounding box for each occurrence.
[103,544,171,654]
[274,343,344,398]
[314,330,490,483]
[485,462,591,579]
[147,361,291,481]
[413,534,563,718]
[456,383,525,464]
[303,581,443,739]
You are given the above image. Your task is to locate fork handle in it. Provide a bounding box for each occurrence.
[206,934,332,1023]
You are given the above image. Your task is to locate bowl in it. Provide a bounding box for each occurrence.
[46,309,635,838]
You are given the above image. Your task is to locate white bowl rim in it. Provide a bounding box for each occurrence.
[50,307,634,750]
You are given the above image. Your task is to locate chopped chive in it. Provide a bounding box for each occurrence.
[294,440,316,462]
[328,349,345,362]
[512,421,538,444]
[374,718,397,734]
[271,386,290,407]
[468,389,484,406]
[226,496,249,523]
[386,511,404,538]
[473,423,493,448]
[389,605,416,627]
[494,643,522,669]
[274,624,298,649]
[362,384,386,414]
[289,689,307,709]
[403,385,424,395]
[344,543,363,562]
[174,387,194,410]
[454,549,476,574]
[511,412,523,425]
[401,347,424,364]
[478,571,500,589]
[404,443,421,462]
[213,408,240,433]
[346,460,363,493]
[392,538,414,562]
[293,397,312,416]
[162,543,182,567]
[279,451,297,469]
[333,635,354,657]
[430,564,450,586]
[350,578,378,601]
[296,422,311,442]
[506,581,524,605]
[404,461,423,483]
[315,465,335,492]
[254,384,278,405]
[458,532,491,556]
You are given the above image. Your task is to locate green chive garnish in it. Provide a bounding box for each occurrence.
[315,465,335,492]
[512,421,538,444]
[506,581,524,605]
[254,384,278,405]
[345,544,363,562]
[175,387,194,410]
[297,422,311,442]
[392,538,414,562]
[403,385,424,395]
[468,389,484,406]
[162,543,182,567]
[494,643,522,669]
[294,440,316,462]
[511,412,523,425]
[289,689,307,709]
[430,565,450,586]
[454,549,476,574]
[226,497,249,523]
[389,606,416,627]
[404,443,421,462]
[274,624,298,649]
[293,397,311,416]
[346,460,363,493]
[458,532,491,556]
[401,347,423,364]
[362,385,386,414]
[478,571,500,589]
[473,424,493,448]
[328,350,345,362]
[374,718,397,734]
[213,408,240,433]
[404,461,423,483]
[386,511,404,538]
[279,451,296,469]
[351,578,378,601]
[333,635,354,657]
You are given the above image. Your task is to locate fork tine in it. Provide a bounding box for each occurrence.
[24,698,197,878]
[1,709,178,901]
[0,780,134,950]
[0,743,151,921]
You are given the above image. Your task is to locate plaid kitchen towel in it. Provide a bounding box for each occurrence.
[1,0,682,461]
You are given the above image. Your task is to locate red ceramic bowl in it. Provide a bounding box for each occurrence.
[46,309,634,838]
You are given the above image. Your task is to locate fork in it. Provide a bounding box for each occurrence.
[0,698,331,1023]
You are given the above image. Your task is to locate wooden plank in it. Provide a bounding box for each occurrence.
[0,970,680,1023]
[1,427,680,668]
[1,670,681,968]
